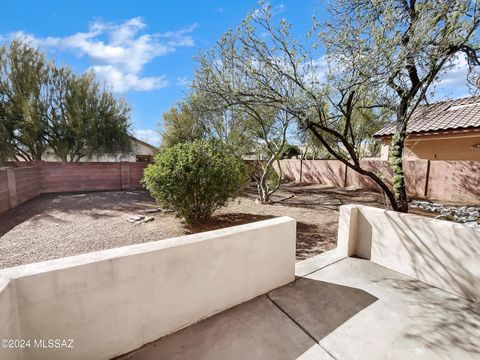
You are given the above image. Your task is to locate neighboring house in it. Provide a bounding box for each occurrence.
[42,136,158,162]
[374,96,480,160]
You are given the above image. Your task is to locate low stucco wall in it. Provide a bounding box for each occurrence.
[0,217,296,360]
[337,204,480,302]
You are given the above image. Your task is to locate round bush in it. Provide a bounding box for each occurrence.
[143,140,248,225]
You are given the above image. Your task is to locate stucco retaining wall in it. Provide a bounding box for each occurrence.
[337,204,480,302]
[0,217,296,360]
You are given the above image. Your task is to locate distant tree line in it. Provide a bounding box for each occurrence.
[0,40,132,162]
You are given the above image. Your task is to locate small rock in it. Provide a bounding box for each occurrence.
[135,216,155,224]
[145,208,161,214]
[469,210,479,217]
[127,215,145,223]
[466,207,476,212]
[467,216,477,222]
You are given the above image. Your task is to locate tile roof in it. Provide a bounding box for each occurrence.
[373,96,480,137]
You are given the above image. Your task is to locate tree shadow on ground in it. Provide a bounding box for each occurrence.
[184,213,336,261]
[263,182,386,211]
[184,213,276,234]
[377,276,480,355]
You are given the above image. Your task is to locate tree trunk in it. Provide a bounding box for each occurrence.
[389,131,409,213]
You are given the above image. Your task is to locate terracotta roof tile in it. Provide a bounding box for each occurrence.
[374,96,480,137]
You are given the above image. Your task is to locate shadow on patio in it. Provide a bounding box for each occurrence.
[118,277,377,360]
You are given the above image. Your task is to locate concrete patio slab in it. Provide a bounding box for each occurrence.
[272,257,480,360]
[118,295,332,360]
[118,257,480,360]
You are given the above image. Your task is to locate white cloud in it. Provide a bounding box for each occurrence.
[253,3,285,19]
[134,129,161,146]
[176,76,190,87]
[93,65,168,92]
[436,55,469,88]
[214,8,226,13]
[4,18,197,92]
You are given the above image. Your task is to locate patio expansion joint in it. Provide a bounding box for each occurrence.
[267,258,345,360]
[296,254,347,279]
[265,293,337,359]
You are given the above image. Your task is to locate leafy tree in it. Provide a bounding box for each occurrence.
[281,143,301,159]
[143,140,248,224]
[161,101,205,148]
[0,39,132,162]
[188,91,255,157]
[60,72,132,161]
[0,40,49,160]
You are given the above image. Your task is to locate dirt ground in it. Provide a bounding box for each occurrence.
[0,183,397,269]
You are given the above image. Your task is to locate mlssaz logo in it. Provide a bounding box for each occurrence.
[33,339,74,349]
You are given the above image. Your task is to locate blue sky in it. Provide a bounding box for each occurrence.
[0,1,471,146]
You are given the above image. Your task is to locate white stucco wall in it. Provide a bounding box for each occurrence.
[0,217,296,360]
[337,204,480,302]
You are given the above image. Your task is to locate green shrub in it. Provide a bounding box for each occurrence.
[142,140,247,225]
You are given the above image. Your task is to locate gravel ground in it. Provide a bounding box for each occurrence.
[0,183,416,269]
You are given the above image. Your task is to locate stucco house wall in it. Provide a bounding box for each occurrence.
[41,137,157,162]
[379,132,480,160]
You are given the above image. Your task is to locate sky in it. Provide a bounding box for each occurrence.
[0,1,472,146]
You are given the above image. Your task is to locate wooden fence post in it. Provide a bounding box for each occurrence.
[423,160,431,198]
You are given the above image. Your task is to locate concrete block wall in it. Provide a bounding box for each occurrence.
[42,162,123,193]
[0,169,10,214]
[0,217,296,360]
[0,161,149,215]
[280,159,479,203]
